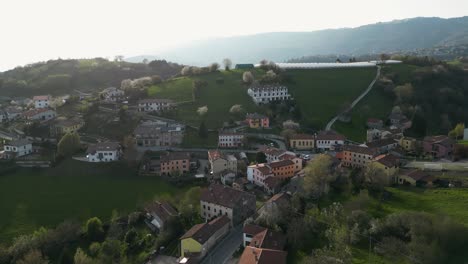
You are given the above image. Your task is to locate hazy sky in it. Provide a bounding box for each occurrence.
[1,0,467,71]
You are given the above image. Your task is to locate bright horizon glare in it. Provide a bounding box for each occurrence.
[1,0,467,71]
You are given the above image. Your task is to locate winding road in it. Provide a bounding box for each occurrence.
[325,65,381,131]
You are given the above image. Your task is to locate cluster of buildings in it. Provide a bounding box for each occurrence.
[289,131,346,151]
[133,120,185,147]
[178,184,289,264]
[247,84,291,105]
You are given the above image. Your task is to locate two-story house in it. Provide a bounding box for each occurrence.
[218,132,245,148]
[341,145,378,168]
[316,132,346,151]
[33,95,50,109]
[3,139,32,159]
[200,184,256,225]
[289,134,314,150]
[22,108,56,122]
[180,215,230,259]
[365,138,398,154]
[50,118,84,137]
[134,121,185,147]
[207,149,238,175]
[138,99,174,112]
[145,201,178,231]
[86,142,121,162]
[245,113,269,129]
[101,87,125,103]
[160,152,191,176]
[423,135,454,159]
[247,85,291,105]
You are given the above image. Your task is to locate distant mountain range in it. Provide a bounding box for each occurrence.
[126,16,468,65]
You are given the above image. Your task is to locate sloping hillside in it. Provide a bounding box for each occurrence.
[129,16,468,65]
[147,67,377,130]
[0,58,182,96]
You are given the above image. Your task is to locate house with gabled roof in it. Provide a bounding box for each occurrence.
[239,224,287,264]
[341,145,378,168]
[289,134,314,150]
[145,201,178,231]
[33,95,50,109]
[180,215,230,259]
[86,142,121,162]
[200,184,256,225]
[246,113,269,129]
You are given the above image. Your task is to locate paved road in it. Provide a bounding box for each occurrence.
[244,133,286,150]
[138,146,260,154]
[325,65,381,131]
[200,225,243,264]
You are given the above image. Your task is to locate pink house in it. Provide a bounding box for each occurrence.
[423,135,454,159]
[245,113,269,128]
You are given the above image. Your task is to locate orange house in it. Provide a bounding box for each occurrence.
[269,159,295,179]
[160,152,190,175]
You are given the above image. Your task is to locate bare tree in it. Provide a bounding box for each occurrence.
[222,58,232,71]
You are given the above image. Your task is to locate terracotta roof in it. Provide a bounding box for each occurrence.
[402,170,432,182]
[22,108,54,118]
[86,142,120,154]
[290,134,314,140]
[200,184,255,209]
[375,154,399,167]
[180,215,230,244]
[316,133,346,141]
[256,165,273,175]
[367,118,383,123]
[238,246,287,264]
[258,146,286,157]
[265,192,290,205]
[208,149,225,161]
[250,229,286,250]
[160,152,190,162]
[243,224,267,236]
[424,135,453,147]
[343,145,378,156]
[279,153,296,161]
[145,201,178,223]
[264,177,281,189]
[33,95,49,101]
[269,159,294,169]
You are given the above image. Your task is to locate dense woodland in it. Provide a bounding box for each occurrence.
[0,58,182,97]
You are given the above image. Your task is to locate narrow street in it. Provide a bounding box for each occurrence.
[200,225,243,264]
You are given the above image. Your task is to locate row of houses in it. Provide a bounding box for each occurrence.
[289,131,346,151]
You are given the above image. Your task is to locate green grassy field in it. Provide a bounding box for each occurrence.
[286,68,377,128]
[181,127,218,148]
[146,68,377,131]
[0,159,184,243]
[367,187,468,224]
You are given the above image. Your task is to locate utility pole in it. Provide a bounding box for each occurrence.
[368,234,372,264]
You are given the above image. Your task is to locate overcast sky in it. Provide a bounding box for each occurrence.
[1,0,467,71]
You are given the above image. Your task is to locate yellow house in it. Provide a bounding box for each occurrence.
[372,154,400,183]
[180,215,230,258]
[289,134,315,150]
[399,137,417,152]
[51,118,84,137]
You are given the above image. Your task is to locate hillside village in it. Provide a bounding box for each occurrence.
[1,58,468,264]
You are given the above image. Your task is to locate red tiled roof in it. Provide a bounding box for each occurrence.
[238,246,287,264]
[200,184,255,209]
[250,229,286,250]
[145,201,178,223]
[22,108,53,118]
[160,152,190,162]
[180,215,230,244]
[269,159,294,169]
[243,224,267,236]
[343,145,378,156]
[366,138,397,149]
[316,133,346,141]
[375,154,399,167]
[367,118,383,123]
[264,177,281,189]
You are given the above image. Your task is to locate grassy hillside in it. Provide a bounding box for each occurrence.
[0,58,182,96]
[147,68,377,130]
[333,64,419,142]
[0,159,185,243]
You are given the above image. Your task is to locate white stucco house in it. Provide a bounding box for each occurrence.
[3,139,33,159]
[33,95,50,109]
[218,132,245,148]
[86,142,121,162]
[247,85,291,105]
[137,99,174,112]
[22,108,56,122]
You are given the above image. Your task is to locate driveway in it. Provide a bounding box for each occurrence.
[200,225,243,264]
[325,65,381,131]
[405,160,468,172]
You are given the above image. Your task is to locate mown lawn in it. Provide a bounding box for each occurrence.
[0,159,184,243]
[147,68,378,132]
[286,68,377,129]
[333,82,393,142]
[365,187,468,224]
